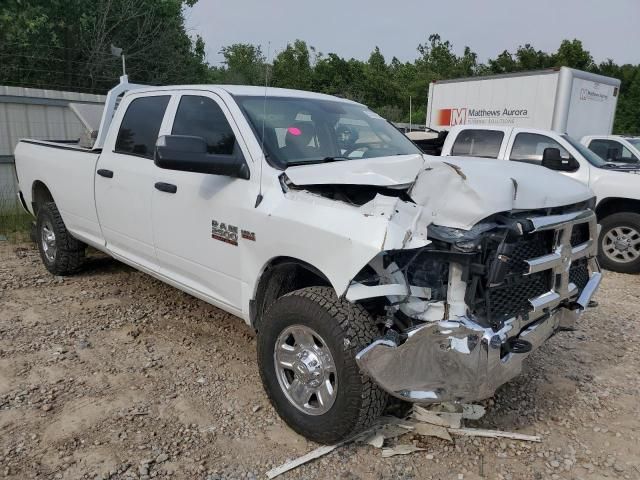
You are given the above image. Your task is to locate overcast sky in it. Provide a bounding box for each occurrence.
[185,0,639,67]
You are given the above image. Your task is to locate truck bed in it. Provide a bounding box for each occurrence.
[14,139,104,248]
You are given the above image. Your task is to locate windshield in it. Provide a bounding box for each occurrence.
[236,96,421,167]
[561,135,607,167]
[627,138,640,150]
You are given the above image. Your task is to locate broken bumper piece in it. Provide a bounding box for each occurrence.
[356,271,601,403]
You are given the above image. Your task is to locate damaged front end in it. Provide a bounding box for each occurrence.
[281,156,601,404]
[348,203,602,403]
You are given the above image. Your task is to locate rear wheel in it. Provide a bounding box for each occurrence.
[257,286,387,444]
[36,202,85,275]
[598,212,640,273]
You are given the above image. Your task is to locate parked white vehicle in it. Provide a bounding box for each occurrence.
[440,125,640,273]
[426,67,621,140]
[14,78,601,443]
[581,135,640,164]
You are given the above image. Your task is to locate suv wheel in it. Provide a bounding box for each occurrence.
[257,286,387,444]
[598,212,640,273]
[36,202,85,275]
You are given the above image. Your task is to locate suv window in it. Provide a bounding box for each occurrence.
[172,95,236,155]
[589,139,639,163]
[115,95,170,158]
[510,133,570,165]
[451,130,503,158]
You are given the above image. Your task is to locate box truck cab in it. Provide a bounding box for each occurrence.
[427,67,621,140]
[581,135,640,164]
[440,125,640,274]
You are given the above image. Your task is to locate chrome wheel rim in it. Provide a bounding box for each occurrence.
[41,220,57,263]
[274,325,338,416]
[602,226,640,263]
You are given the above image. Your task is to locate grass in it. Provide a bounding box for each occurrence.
[0,182,33,243]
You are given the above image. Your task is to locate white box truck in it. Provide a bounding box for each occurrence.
[426,67,621,140]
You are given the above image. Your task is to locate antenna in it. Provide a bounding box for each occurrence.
[255,41,271,208]
[409,96,412,132]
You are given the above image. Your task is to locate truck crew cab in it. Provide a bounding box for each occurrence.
[14,78,601,443]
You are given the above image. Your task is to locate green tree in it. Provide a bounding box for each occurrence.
[272,40,312,90]
[487,50,517,74]
[552,39,593,70]
[2,11,638,135]
[218,43,266,85]
[515,44,552,70]
[362,47,399,110]
[0,0,209,92]
[614,71,640,134]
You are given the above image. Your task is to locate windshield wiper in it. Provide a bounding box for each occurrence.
[288,156,351,166]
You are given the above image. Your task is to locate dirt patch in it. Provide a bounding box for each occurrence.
[1,242,639,479]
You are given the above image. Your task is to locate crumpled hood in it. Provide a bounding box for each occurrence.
[413,156,594,229]
[285,154,594,231]
[285,154,424,186]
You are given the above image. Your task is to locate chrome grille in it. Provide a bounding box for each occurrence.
[525,210,598,312]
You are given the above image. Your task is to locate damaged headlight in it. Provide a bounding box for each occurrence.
[382,248,450,301]
[427,223,497,252]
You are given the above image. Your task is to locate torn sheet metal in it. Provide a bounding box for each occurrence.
[359,194,430,250]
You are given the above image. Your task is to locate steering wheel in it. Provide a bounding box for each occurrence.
[336,125,359,155]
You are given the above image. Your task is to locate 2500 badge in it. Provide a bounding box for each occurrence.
[211,220,255,246]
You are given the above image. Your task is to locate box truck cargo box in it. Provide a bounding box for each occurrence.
[426,67,621,140]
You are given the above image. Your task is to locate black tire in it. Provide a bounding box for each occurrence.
[257,286,387,444]
[598,212,640,274]
[36,202,85,275]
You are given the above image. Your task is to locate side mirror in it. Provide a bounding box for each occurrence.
[154,135,249,179]
[541,147,579,172]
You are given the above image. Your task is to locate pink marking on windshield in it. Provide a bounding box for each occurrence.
[288,127,302,136]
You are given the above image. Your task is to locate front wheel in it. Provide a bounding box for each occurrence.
[598,212,640,273]
[257,287,387,444]
[36,202,85,275]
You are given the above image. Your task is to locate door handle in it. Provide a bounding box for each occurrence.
[154,182,177,194]
[97,169,113,178]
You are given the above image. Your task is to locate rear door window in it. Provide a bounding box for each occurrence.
[171,95,237,155]
[509,133,570,165]
[450,130,503,158]
[115,95,170,159]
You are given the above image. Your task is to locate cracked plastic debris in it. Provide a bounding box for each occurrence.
[381,444,426,458]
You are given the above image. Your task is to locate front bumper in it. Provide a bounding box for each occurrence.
[356,269,602,403]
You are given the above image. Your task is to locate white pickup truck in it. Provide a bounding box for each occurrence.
[15,78,601,443]
[438,125,640,273]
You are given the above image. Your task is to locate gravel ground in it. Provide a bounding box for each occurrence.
[1,242,639,480]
